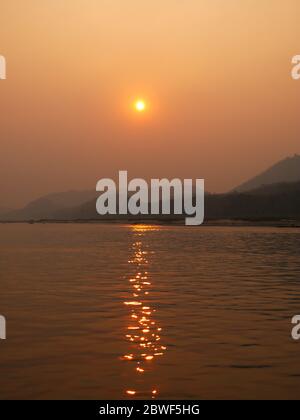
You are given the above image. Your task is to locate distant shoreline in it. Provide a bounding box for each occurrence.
[1,219,300,228]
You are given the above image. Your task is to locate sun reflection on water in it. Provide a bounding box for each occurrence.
[122,225,166,399]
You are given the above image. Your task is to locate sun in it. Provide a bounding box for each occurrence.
[134,100,146,112]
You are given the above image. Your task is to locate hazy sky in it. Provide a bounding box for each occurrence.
[1,0,300,207]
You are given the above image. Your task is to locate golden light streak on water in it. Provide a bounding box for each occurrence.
[126,390,136,396]
[122,225,166,399]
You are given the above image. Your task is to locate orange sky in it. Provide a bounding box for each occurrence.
[1,0,300,207]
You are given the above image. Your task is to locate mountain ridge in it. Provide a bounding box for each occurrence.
[2,154,300,222]
[234,154,300,192]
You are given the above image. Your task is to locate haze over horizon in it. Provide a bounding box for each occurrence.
[1,0,300,207]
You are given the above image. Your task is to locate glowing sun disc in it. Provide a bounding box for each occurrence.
[135,100,146,112]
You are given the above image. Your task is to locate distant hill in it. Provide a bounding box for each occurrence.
[0,207,12,218]
[3,183,300,222]
[2,156,300,223]
[205,181,300,221]
[243,180,300,196]
[5,190,97,221]
[234,154,300,192]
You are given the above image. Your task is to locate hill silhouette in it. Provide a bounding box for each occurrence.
[5,190,97,221]
[234,154,300,192]
[205,181,300,221]
[2,155,300,223]
[0,207,12,218]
